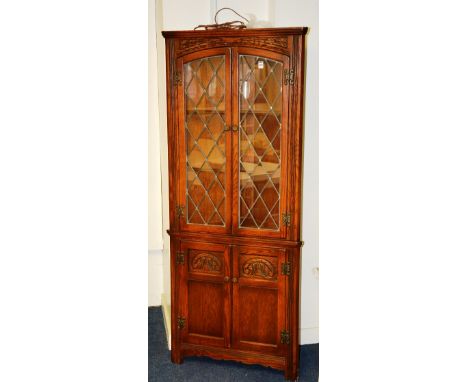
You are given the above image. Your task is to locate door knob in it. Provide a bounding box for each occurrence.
[224,276,230,282]
[232,277,238,283]
[232,125,238,132]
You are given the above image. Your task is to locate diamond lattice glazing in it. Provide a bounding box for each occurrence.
[238,56,283,230]
[184,56,226,226]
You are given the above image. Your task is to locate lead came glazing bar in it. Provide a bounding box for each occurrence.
[184,56,227,226]
[238,55,283,231]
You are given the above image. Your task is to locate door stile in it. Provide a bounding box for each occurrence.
[231,48,240,234]
[224,50,233,232]
[231,245,240,348]
[170,239,182,361]
[278,58,291,239]
[176,57,185,232]
[277,249,288,355]
[223,244,232,348]
[177,240,189,344]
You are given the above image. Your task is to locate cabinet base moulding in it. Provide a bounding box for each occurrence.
[181,343,286,371]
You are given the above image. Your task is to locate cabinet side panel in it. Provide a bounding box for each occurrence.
[166,38,178,231]
[289,35,306,241]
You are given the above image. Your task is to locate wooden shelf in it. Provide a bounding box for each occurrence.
[186,108,225,114]
[185,105,279,115]
[240,103,281,115]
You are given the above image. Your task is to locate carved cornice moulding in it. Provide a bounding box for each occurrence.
[177,36,289,56]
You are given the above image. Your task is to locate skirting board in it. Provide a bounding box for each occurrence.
[161,293,171,350]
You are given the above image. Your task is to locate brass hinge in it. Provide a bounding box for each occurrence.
[280,330,290,344]
[284,69,295,85]
[175,205,185,218]
[173,71,182,86]
[177,316,186,329]
[281,262,291,276]
[282,212,291,227]
[176,251,185,265]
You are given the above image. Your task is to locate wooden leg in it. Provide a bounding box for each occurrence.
[171,349,183,364]
[284,248,301,381]
[284,364,298,381]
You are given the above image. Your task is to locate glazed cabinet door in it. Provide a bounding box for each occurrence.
[176,48,232,234]
[232,246,288,355]
[177,241,231,348]
[232,49,291,238]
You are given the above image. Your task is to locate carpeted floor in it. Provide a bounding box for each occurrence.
[149,307,319,381]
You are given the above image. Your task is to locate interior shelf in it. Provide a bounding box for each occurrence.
[186,108,225,114]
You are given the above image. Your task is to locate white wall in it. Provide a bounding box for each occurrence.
[148,0,163,306]
[149,0,163,252]
[216,0,273,27]
[162,0,211,30]
[150,0,319,344]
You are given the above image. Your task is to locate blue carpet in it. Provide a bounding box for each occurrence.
[149,307,319,381]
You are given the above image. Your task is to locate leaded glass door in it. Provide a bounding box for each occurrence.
[177,49,232,234]
[232,49,290,238]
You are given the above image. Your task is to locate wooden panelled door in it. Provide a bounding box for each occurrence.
[232,246,287,355]
[177,48,232,235]
[232,49,290,239]
[177,241,231,348]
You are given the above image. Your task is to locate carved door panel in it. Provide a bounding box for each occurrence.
[232,48,290,239]
[231,246,288,355]
[178,241,231,348]
[177,49,232,234]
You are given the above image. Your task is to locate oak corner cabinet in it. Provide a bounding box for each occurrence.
[162,27,307,381]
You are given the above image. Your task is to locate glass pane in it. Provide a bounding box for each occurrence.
[185,55,226,226]
[239,55,282,230]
